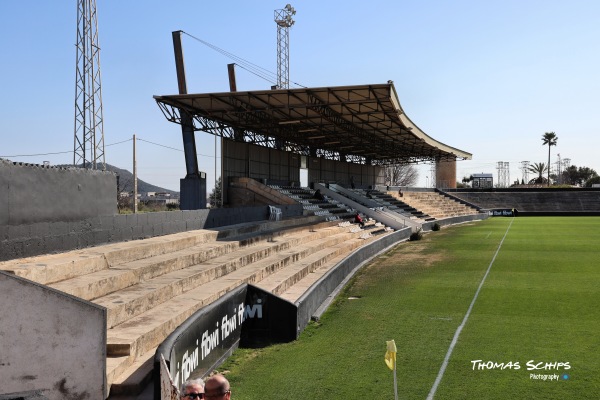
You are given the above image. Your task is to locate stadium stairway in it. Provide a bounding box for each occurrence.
[361,189,434,221]
[306,184,423,232]
[268,185,355,221]
[0,214,393,399]
[395,191,479,220]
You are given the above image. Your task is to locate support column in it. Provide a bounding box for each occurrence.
[172,31,206,209]
[228,63,244,143]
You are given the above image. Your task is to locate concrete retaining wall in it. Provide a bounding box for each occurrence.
[421,212,488,231]
[295,228,412,334]
[0,271,106,399]
[0,160,116,225]
[0,205,304,262]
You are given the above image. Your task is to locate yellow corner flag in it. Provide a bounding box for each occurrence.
[385,339,397,370]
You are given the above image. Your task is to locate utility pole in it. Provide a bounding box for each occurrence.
[73,0,105,170]
[133,134,138,213]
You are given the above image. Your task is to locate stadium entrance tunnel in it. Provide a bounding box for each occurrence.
[154,284,297,397]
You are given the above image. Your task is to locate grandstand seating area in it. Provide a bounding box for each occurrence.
[267,184,482,224]
[394,190,480,220]
[269,185,355,221]
[363,189,435,221]
[0,215,391,398]
[448,190,600,212]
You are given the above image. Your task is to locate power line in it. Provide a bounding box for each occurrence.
[136,138,183,153]
[232,63,278,86]
[106,138,133,147]
[181,31,306,88]
[1,136,217,159]
[0,150,73,158]
[182,31,277,82]
[1,138,132,158]
[136,137,217,158]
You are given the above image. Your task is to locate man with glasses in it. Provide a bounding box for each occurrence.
[180,378,205,399]
[204,374,231,400]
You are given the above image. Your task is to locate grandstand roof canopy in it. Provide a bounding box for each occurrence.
[154,82,471,164]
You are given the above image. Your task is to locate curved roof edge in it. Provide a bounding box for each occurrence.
[388,83,472,160]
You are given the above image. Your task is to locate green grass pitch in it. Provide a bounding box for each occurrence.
[218,217,600,399]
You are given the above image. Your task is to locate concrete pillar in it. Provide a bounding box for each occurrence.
[180,173,207,210]
[435,158,457,189]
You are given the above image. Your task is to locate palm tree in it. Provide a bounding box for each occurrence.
[527,162,548,184]
[542,132,558,186]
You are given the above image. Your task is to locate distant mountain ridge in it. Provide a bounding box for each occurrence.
[105,164,179,197]
[64,163,179,197]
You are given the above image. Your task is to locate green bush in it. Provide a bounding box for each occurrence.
[410,228,423,241]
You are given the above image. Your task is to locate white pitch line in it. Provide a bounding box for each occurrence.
[426,218,514,400]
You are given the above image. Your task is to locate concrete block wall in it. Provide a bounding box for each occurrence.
[0,160,116,226]
[0,205,304,262]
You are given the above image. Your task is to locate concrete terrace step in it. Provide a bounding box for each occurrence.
[255,229,387,297]
[48,240,240,301]
[0,230,220,285]
[277,227,397,305]
[104,226,378,394]
[278,252,350,304]
[108,350,155,396]
[47,219,341,301]
[96,225,351,329]
[105,227,362,359]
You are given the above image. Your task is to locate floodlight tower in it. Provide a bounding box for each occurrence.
[497,161,509,187]
[520,161,530,184]
[73,0,105,170]
[274,4,296,89]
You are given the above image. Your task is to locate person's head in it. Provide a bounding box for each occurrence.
[204,374,231,400]
[180,378,205,400]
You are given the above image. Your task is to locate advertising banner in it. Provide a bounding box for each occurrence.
[488,209,516,217]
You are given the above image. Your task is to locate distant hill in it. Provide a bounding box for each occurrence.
[104,164,179,197]
[60,163,179,197]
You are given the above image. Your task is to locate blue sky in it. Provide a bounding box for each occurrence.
[1,1,599,191]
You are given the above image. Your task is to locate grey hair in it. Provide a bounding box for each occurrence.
[181,378,205,393]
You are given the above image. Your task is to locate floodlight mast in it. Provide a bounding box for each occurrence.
[73,0,105,170]
[274,4,296,89]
